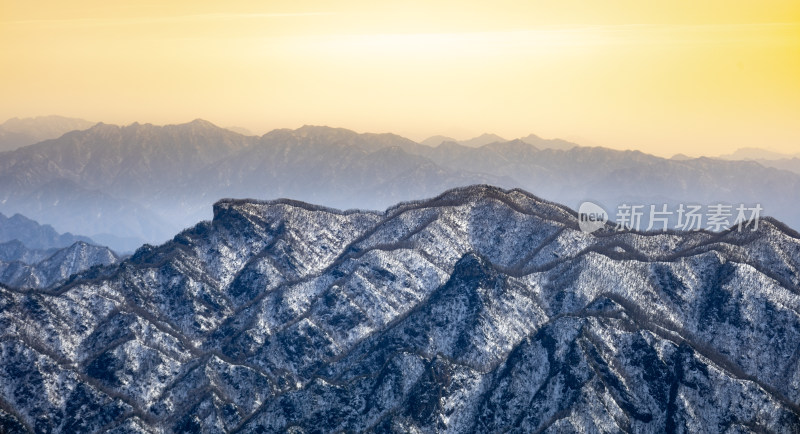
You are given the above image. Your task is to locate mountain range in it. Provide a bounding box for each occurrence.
[0,116,95,153]
[0,185,798,432]
[718,148,800,176]
[0,212,94,250]
[1,119,799,253]
[0,240,118,289]
[718,147,800,161]
[0,212,118,289]
[420,133,577,151]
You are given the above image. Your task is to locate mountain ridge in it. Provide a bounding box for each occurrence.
[0,212,94,250]
[0,241,119,289]
[2,119,800,253]
[0,116,95,153]
[0,185,798,432]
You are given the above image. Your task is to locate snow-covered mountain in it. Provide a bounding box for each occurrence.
[0,241,119,289]
[0,240,59,264]
[0,185,798,432]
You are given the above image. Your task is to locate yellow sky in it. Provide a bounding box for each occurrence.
[1,0,798,157]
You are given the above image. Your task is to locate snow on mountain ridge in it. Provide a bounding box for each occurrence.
[0,241,118,289]
[0,185,799,432]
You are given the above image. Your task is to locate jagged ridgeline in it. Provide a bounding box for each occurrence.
[1,185,799,432]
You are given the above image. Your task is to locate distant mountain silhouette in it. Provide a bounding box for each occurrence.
[714,148,800,175]
[0,115,95,152]
[718,147,800,161]
[0,119,255,249]
[670,153,693,160]
[420,134,457,146]
[1,119,799,251]
[754,157,800,175]
[0,212,93,249]
[459,132,507,147]
[186,125,507,213]
[411,143,800,230]
[224,125,255,136]
[518,133,578,150]
[0,239,59,264]
[422,132,577,150]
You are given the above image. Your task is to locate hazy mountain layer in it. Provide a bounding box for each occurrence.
[518,133,578,150]
[0,241,118,289]
[752,158,800,176]
[0,240,60,264]
[1,120,799,253]
[0,116,95,153]
[719,147,800,161]
[0,186,798,432]
[0,212,94,250]
[0,120,255,249]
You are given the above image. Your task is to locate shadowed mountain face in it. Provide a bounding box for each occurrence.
[1,120,800,253]
[0,186,798,432]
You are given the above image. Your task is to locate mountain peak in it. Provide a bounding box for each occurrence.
[295,124,355,136]
[519,133,542,141]
[2,185,800,431]
[517,134,578,151]
[187,118,218,128]
[420,135,458,147]
[86,121,121,134]
[461,133,507,148]
[0,212,93,249]
[719,147,799,161]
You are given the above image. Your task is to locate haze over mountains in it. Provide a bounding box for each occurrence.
[0,211,118,289]
[420,133,576,151]
[0,115,798,430]
[0,186,798,432]
[1,117,799,253]
[0,116,95,153]
[0,212,93,250]
[719,147,800,161]
[717,147,800,176]
[0,240,118,289]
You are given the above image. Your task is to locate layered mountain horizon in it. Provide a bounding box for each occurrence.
[0,116,96,153]
[0,212,119,290]
[1,185,799,432]
[1,117,799,254]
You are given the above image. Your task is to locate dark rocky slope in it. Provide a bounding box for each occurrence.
[0,186,798,432]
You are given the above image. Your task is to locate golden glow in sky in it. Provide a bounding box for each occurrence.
[1,0,798,156]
